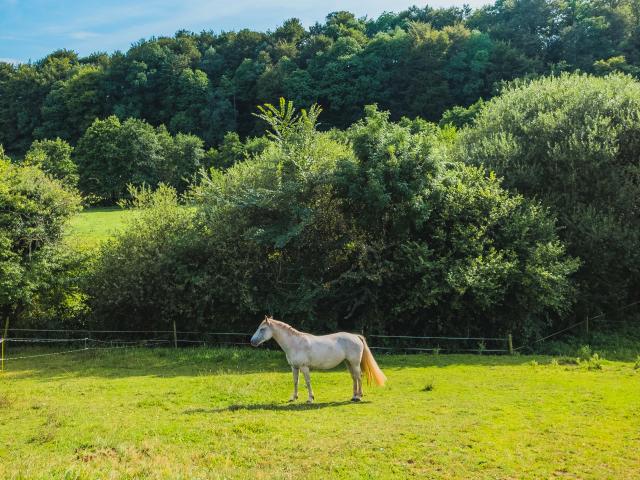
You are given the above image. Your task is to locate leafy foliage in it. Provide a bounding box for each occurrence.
[75,116,206,202]
[439,98,485,129]
[3,0,640,158]
[85,185,198,330]
[87,103,577,338]
[0,156,82,324]
[4,2,639,333]
[456,73,640,317]
[23,138,78,187]
[205,132,269,170]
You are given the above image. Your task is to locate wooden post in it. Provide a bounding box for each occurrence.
[585,316,589,337]
[507,334,513,355]
[173,321,178,349]
[1,318,9,372]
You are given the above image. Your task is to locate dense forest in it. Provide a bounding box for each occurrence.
[3,0,640,157]
[1,1,640,339]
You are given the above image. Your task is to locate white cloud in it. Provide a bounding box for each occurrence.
[0,57,20,65]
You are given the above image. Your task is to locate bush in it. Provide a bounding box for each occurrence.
[87,102,578,338]
[85,185,198,331]
[330,106,578,337]
[455,73,640,318]
[205,132,270,170]
[439,98,485,129]
[23,138,78,187]
[75,116,207,203]
[0,154,82,324]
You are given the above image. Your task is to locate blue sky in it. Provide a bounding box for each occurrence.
[0,0,489,64]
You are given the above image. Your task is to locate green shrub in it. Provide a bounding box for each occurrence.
[439,98,485,129]
[577,345,593,362]
[87,102,578,338]
[575,345,604,370]
[455,73,640,318]
[85,185,198,331]
[23,138,78,187]
[205,132,270,170]
[75,116,207,203]
[0,155,82,325]
[585,353,603,371]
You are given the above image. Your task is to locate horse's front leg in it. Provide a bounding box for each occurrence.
[289,367,299,402]
[300,366,314,403]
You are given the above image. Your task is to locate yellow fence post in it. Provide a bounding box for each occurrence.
[1,318,9,372]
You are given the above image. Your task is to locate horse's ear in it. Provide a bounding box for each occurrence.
[264,315,271,324]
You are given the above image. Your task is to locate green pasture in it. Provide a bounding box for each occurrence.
[65,207,133,249]
[1,348,638,479]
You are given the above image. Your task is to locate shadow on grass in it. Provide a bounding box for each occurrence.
[184,400,370,414]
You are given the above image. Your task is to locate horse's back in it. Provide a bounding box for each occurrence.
[320,331,362,347]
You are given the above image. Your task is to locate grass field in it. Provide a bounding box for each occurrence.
[1,348,638,479]
[65,207,133,249]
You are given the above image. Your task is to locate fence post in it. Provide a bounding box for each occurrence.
[173,321,178,349]
[507,334,513,355]
[585,315,589,337]
[1,317,9,372]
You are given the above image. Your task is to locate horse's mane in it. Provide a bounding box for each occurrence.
[269,318,304,336]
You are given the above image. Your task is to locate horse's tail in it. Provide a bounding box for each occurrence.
[357,335,387,386]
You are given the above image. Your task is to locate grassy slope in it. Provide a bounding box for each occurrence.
[64,207,133,249]
[1,349,638,479]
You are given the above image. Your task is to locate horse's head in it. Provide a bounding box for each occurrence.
[250,316,274,347]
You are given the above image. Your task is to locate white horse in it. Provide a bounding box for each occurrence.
[250,316,386,403]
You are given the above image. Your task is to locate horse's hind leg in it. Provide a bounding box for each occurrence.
[346,361,362,401]
[300,366,314,404]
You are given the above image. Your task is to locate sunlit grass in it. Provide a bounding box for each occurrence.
[64,207,133,249]
[1,348,638,479]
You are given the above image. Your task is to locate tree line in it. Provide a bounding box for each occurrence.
[2,0,640,157]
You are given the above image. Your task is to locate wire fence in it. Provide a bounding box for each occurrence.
[514,300,640,353]
[0,328,511,364]
[1,300,638,365]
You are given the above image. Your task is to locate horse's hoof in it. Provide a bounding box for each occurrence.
[351,397,361,402]
[306,399,314,404]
